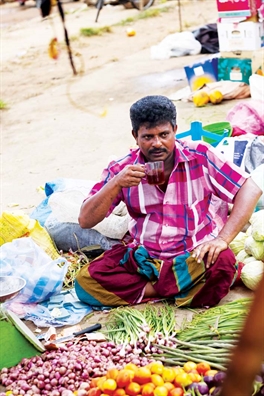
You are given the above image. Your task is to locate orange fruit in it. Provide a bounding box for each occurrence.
[124,363,139,373]
[142,383,155,396]
[188,372,201,383]
[196,362,211,375]
[149,361,164,375]
[151,374,164,387]
[169,389,184,396]
[134,367,152,385]
[183,361,197,373]
[162,368,175,383]
[153,386,168,396]
[90,378,101,388]
[87,388,102,396]
[126,28,136,37]
[171,367,184,377]
[98,377,107,391]
[101,379,117,395]
[163,383,175,392]
[126,382,141,396]
[107,368,120,380]
[116,370,134,388]
[205,369,218,377]
[174,373,192,388]
[113,389,127,396]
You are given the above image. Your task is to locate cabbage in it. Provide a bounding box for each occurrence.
[243,256,257,265]
[236,249,251,263]
[241,260,264,290]
[229,232,247,255]
[244,236,264,261]
[249,210,264,242]
[246,225,252,236]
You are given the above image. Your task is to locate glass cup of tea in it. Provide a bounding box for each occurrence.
[145,161,165,185]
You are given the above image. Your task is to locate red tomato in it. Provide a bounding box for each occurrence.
[196,362,211,375]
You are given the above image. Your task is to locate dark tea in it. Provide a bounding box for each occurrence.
[146,170,165,185]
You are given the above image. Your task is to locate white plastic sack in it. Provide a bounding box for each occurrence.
[251,164,264,211]
[0,237,69,304]
[151,31,201,60]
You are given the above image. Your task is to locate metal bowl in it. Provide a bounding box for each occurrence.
[0,276,26,303]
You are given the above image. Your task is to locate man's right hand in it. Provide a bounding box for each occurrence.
[114,164,146,188]
[79,164,145,229]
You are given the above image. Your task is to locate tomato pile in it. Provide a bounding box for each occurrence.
[85,361,224,396]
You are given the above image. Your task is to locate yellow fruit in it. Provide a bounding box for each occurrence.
[48,38,59,60]
[162,368,175,383]
[149,361,164,375]
[192,91,210,107]
[209,90,223,104]
[126,28,136,37]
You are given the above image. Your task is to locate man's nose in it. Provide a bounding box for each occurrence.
[152,136,162,147]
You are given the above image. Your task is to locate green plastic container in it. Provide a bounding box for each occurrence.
[202,122,232,145]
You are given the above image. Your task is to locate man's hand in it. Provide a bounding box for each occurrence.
[192,236,228,268]
[114,164,146,188]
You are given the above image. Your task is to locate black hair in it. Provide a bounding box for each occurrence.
[130,95,177,135]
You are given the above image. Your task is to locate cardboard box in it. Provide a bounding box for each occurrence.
[218,57,252,83]
[184,58,218,91]
[217,21,264,51]
[216,0,261,18]
[220,49,264,73]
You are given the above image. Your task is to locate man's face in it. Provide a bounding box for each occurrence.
[133,122,177,164]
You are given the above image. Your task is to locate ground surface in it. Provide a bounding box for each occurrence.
[1,0,245,213]
[0,0,253,373]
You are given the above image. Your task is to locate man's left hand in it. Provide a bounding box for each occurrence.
[192,237,228,268]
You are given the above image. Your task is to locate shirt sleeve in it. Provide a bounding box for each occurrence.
[84,161,123,217]
[204,144,250,203]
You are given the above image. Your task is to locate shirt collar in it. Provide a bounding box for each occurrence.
[174,139,197,163]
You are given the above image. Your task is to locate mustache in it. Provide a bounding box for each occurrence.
[149,148,167,154]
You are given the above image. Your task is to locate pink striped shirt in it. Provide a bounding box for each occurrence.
[88,139,249,259]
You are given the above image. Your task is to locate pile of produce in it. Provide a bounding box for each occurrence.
[103,304,177,355]
[2,299,264,395]
[192,90,223,107]
[229,210,264,290]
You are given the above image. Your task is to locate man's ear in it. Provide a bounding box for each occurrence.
[132,129,137,140]
[174,125,178,134]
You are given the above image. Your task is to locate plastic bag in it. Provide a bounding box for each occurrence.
[244,136,264,174]
[226,100,264,136]
[0,237,69,304]
[192,23,219,54]
[30,178,129,241]
[0,210,60,260]
[151,31,201,60]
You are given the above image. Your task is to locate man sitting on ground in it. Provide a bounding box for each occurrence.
[75,95,262,308]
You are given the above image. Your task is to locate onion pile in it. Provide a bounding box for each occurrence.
[0,340,154,395]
